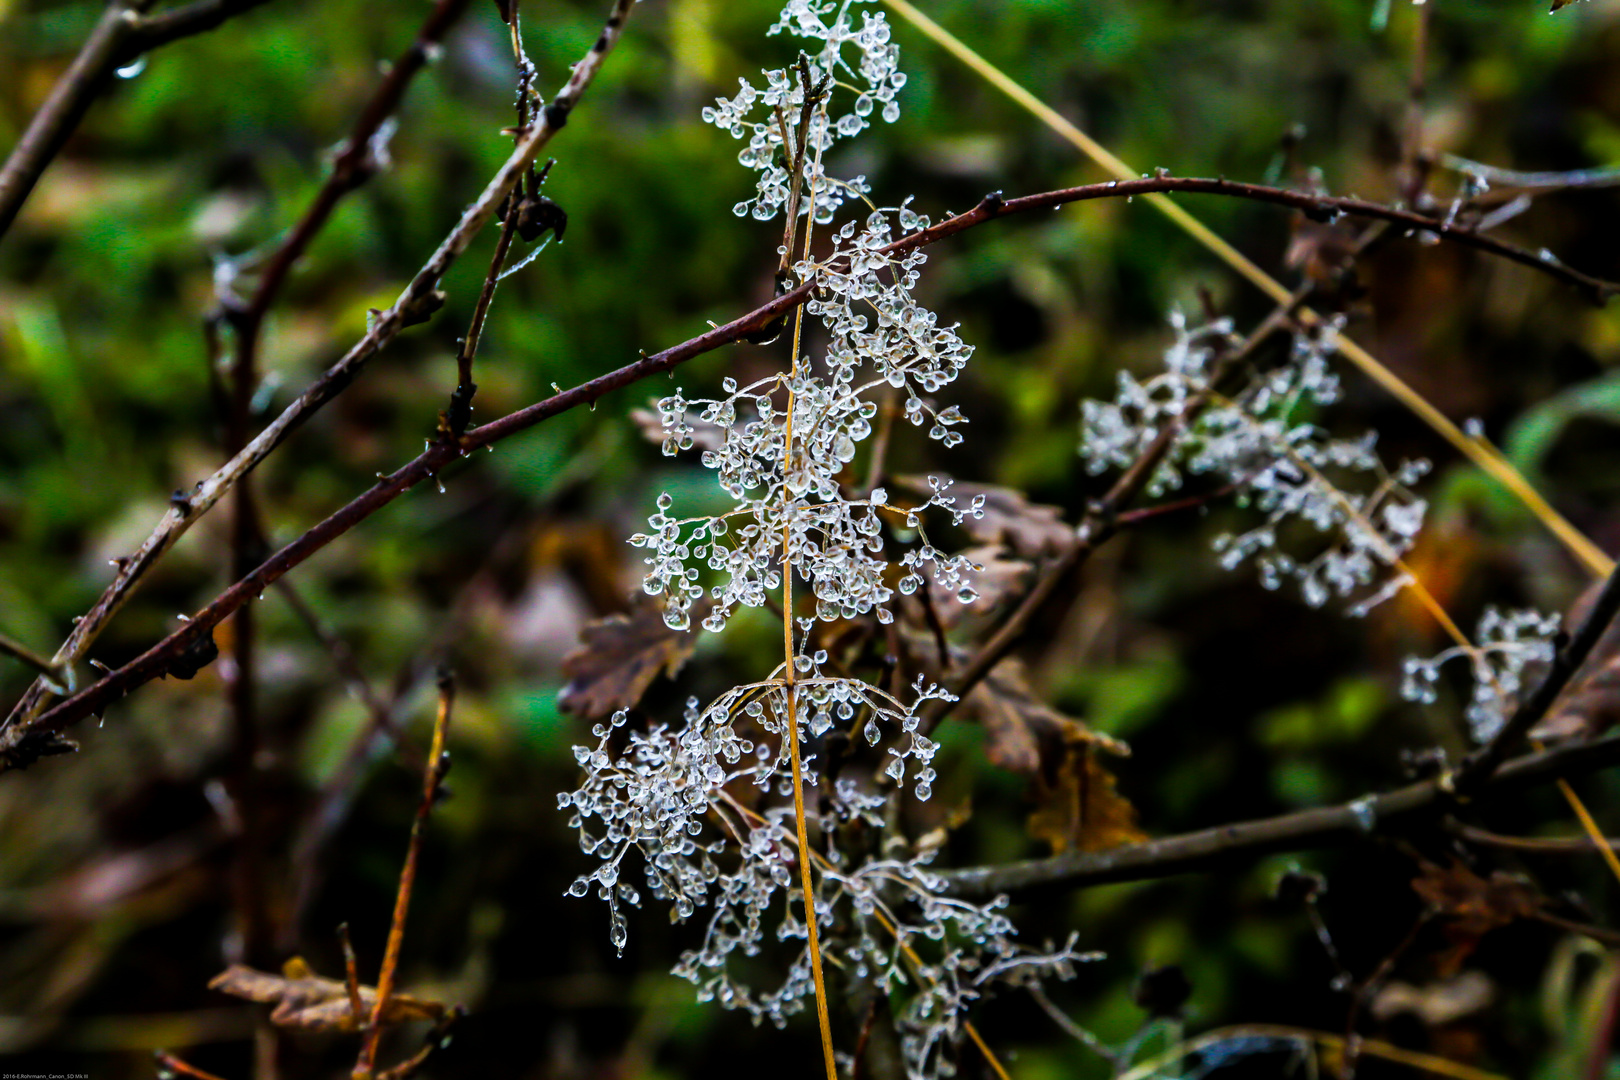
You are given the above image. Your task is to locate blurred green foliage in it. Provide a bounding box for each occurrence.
[2,0,1620,1077]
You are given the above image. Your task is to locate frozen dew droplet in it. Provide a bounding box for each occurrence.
[1346,796,1377,833]
[116,56,147,79]
[863,718,880,745]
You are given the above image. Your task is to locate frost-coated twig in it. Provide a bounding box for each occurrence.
[1452,561,1620,794]
[0,0,639,738]
[939,729,1620,900]
[0,0,282,240]
[915,290,1306,733]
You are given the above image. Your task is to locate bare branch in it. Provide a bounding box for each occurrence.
[938,730,1620,900]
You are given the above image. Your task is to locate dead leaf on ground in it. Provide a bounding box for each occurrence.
[1370,971,1494,1027]
[895,476,1072,559]
[1532,579,1620,742]
[964,657,1128,775]
[1025,736,1145,855]
[557,597,710,718]
[1410,859,1541,976]
[209,958,447,1032]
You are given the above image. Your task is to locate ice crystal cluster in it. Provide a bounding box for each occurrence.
[702,0,906,221]
[634,207,980,637]
[1401,606,1561,742]
[558,684,1095,1068]
[1080,312,1430,615]
[562,3,1092,1077]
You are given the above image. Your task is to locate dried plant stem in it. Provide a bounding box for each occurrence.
[354,671,454,1079]
[779,101,839,1080]
[882,0,1613,580]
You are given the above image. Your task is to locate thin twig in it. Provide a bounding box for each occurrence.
[937,728,1620,900]
[354,670,454,1078]
[0,631,70,692]
[338,922,366,1029]
[1450,822,1620,855]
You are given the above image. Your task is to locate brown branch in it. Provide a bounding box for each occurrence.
[354,670,454,1079]
[0,0,639,737]
[937,729,1620,900]
[1449,822,1620,855]
[0,173,1598,766]
[1452,560,1620,794]
[906,177,1619,302]
[0,0,282,241]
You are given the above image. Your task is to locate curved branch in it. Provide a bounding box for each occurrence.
[3,170,1607,764]
[901,177,1619,303]
[936,732,1620,900]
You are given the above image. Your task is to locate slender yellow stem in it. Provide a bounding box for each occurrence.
[726,797,1014,1080]
[778,87,839,1080]
[882,0,1611,579]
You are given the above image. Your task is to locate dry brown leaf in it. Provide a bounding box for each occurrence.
[964,657,1128,776]
[209,958,447,1032]
[1025,737,1144,855]
[557,597,709,718]
[895,476,1072,559]
[1531,579,1620,742]
[1410,860,1540,976]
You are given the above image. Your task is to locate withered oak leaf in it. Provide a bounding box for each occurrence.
[209,957,448,1032]
[557,597,711,718]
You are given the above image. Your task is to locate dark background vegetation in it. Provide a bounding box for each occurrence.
[3,0,1620,1077]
